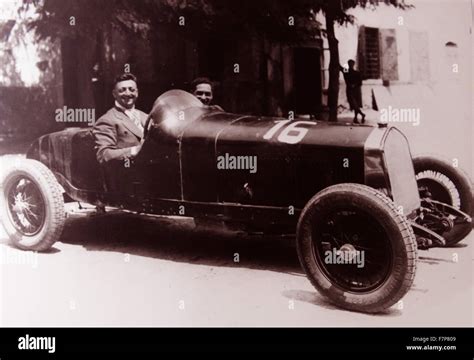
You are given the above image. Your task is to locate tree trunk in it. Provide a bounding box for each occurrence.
[260,34,270,116]
[326,12,340,122]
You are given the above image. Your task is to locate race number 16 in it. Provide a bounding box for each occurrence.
[263,120,317,144]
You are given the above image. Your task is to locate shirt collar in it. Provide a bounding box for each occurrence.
[115,101,135,113]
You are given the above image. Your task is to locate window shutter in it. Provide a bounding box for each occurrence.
[357,26,366,78]
[409,30,429,82]
[360,26,381,79]
[379,28,399,81]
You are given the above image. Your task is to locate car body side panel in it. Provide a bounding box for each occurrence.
[296,147,365,207]
[180,112,245,202]
[27,128,104,192]
[70,129,104,192]
[134,128,182,199]
[214,116,298,206]
[213,117,373,207]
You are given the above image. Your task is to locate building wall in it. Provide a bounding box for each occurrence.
[89,24,199,116]
[320,0,472,173]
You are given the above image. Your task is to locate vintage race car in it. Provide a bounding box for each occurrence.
[1,90,472,313]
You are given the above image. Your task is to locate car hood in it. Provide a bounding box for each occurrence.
[150,90,375,151]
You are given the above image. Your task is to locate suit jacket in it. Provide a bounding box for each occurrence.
[93,107,148,163]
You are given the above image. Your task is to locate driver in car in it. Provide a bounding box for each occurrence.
[93,73,148,163]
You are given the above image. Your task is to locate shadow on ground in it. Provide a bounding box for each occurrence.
[58,213,417,317]
[60,213,304,276]
[281,289,402,316]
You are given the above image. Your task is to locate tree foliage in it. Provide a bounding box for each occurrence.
[22,0,411,119]
[23,0,321,43]
[23,0,410,40]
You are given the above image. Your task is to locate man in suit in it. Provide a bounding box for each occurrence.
[93,73,148,163]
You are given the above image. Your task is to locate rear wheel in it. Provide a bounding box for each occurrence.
[413,155,472,245]
[296,184,417,313]
[0,159,65,251]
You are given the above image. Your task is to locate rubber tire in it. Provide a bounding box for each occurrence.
[0,158,65,251]
[296,183,417,313]
[413,155,473,245]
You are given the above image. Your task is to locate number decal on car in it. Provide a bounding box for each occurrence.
[263,120,317,144]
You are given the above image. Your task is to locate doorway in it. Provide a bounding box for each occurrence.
[293,47,322,115]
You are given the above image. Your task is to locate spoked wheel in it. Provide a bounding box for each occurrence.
[6,177,46,236]
[0,159,65,251]
[413,155,473,245]
[417,175,455,207]
[313,209,393,293]
[297,184,417,313]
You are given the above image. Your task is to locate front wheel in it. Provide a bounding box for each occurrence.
[0,158,65,251]
[296,184,417,313]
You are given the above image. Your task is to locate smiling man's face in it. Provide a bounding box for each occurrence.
[113,79,138,109]
[193,83,213,105]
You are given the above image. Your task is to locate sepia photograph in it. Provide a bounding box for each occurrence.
[0,0,472,354]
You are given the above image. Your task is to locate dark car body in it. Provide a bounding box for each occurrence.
[26,90,420,233]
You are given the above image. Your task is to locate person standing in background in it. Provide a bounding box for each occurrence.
[340,60,365,124]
